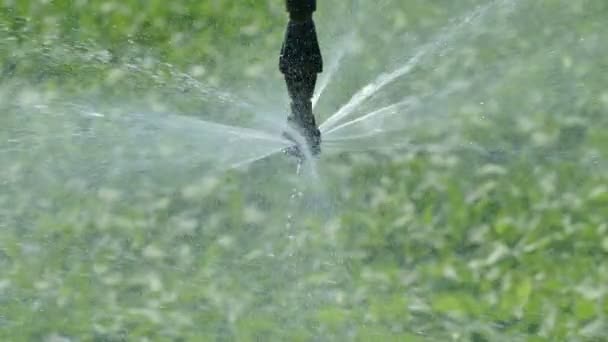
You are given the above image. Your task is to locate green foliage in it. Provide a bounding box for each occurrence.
[1,0,608,341]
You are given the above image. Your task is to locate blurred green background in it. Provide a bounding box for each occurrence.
[1,0,608,341]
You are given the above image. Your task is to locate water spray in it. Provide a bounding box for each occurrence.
[280,0,323,159]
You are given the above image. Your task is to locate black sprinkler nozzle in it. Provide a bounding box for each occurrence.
[280,0,323,158]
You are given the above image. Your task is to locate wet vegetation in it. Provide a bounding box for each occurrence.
[1,0,607,340]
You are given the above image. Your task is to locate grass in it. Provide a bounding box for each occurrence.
[1,0,608,340]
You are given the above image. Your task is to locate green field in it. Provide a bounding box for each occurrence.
[1,0,608,340]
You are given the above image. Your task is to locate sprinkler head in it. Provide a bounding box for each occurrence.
[280,0,323,158]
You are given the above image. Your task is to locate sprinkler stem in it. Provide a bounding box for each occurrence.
[280,0,323,158]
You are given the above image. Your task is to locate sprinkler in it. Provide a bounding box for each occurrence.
[280,0,323,158]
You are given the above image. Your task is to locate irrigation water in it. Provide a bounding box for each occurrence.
[1,0,608,340]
